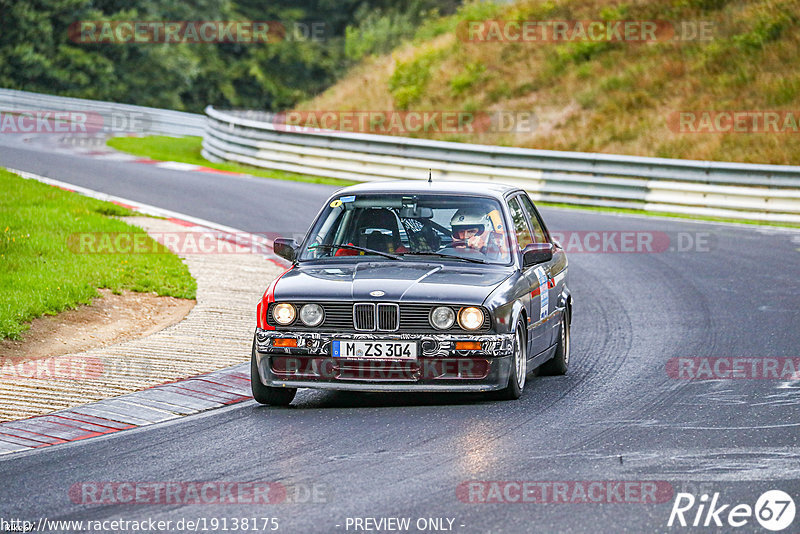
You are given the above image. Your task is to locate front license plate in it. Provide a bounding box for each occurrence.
[332,340,417,360]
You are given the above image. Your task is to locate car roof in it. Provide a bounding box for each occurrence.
[333,180,522,200]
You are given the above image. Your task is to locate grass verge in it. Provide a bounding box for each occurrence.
[0,168,196,339]
[106,135,354,187]
[538,202,800,229]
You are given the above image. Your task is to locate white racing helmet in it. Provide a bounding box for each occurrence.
[450,208,490,235]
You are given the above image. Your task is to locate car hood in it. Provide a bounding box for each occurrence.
[274,262,513,305]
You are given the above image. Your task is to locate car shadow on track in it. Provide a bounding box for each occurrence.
[259,389,496,410]
[252,376,567,410]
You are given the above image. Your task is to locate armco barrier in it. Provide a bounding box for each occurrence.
[0,88,204,137]
[202,107,800,223]
[2,88,796,222]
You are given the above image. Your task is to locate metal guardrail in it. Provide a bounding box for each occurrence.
[0,88,204,137]
[203,106,800,223]
[3,89,796,223]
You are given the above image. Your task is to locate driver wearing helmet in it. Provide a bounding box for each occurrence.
[450,208,491,253]
[450,207,508,258]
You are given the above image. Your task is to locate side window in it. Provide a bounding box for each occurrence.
[507,197,533,250]
[519,195,548,243]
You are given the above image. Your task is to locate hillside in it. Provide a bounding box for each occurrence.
[299,0,800,164]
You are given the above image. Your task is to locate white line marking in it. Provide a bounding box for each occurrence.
[155,161,201,171]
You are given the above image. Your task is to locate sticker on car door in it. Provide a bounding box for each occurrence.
[534,267,549,320]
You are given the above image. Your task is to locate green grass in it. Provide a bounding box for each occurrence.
[538,202,800,229]
[0,169,196,340]
[106,135,354,187]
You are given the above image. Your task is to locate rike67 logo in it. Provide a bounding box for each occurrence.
[668,490,795,531]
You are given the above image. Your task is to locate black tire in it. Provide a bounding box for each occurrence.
[539,313,569,376]
[494,320,527,400]
[251,339,296,406]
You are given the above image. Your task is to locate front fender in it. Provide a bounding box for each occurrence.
[491,299,526,334]
[508,299,526,332]
[483,272,527,334]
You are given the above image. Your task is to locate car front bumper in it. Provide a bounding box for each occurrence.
[253,328,515,392]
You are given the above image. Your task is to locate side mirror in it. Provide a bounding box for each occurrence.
[522,243,553,267]
[273,237,298,262]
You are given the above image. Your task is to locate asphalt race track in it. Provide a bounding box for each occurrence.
[1,136,799,533]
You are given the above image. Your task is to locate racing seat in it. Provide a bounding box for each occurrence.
[354,209,402,252]
[366,231,392,253]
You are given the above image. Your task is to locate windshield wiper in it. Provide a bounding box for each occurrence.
[401,251,490,265]
[308,243,404,261]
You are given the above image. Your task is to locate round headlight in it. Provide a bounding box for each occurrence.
[430,306,455,330]
[272,303,296,325]
[300,303,324,327]
[458,307,484,330]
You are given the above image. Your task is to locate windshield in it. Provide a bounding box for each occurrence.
[298,193,513,265]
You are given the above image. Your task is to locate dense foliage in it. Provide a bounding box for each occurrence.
[0,0,459,112]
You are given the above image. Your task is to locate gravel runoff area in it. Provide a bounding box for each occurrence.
[0,216,284,421]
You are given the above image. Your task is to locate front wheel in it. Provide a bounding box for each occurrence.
[494,321,526,400]
[539,313,570,376]
[251,338,296,406]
